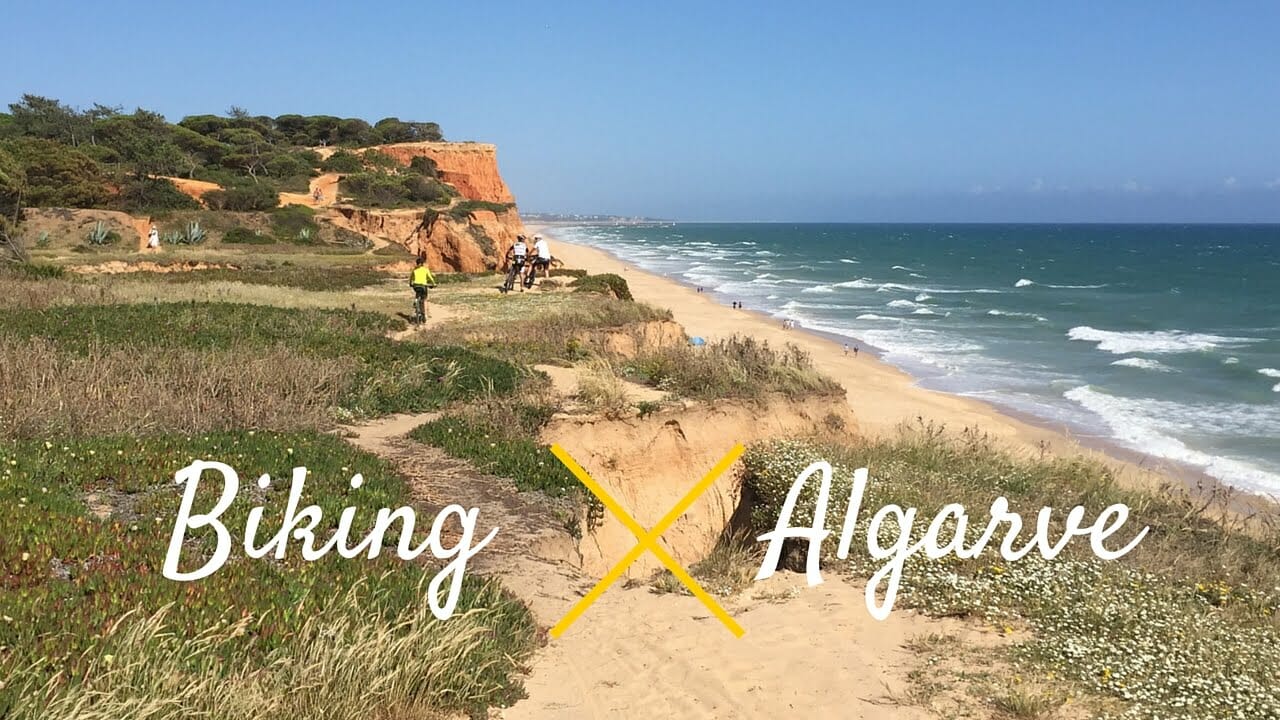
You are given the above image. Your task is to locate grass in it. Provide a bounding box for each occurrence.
[0,303,523,436]
[626,335,844,401]
[571,273,633,300]
[106,264,392,291]
[650,531,760,597]
[0,431,538,717]
[426,281,674,364]
[575,358,632,418]
[407,395,577,498]
[739,426,1280,719]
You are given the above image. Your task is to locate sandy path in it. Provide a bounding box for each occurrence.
[339,361,1001,719]
[280,173,343,208]
[546,232,1178,490]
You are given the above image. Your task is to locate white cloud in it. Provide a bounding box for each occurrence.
[968,184,986,195]
[1265,178,1280,190]
[1121,179,1142,193]
[1028,178,1044,192]
[1223,176,1239,189]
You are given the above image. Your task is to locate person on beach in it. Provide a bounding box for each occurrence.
[854,346,859,357]
[409,254,436,323]
[843,343,849,356]
[147,225,159,249]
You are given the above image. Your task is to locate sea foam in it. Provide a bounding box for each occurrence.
[1067,326,1258,355]
[1111,357,1176,372]
[1064,386,1280,494]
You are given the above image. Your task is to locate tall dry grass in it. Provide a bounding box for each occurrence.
[631,335,844,401]
[7,576,535,720]
[0,337,355,438]
[575,357,632,417]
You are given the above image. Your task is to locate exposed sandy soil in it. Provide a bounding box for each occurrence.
[341,409,1002,719]
[279,173,343,208]
[159,176,222,204]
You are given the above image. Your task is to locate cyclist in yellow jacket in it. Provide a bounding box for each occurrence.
[410,255,437,323]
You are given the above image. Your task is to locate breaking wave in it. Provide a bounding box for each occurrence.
[1067,326,1259,355]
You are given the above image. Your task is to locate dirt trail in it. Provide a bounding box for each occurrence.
[132,216,152,251]
[279,173,343,208]
[342,410,999,719]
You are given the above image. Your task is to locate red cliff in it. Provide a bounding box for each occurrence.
[369,142,516,204]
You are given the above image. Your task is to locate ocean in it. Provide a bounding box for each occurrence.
[553,223,1280,496]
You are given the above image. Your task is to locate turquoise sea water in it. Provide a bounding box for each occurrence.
[554,223,1280,495]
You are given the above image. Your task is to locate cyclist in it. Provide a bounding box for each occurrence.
[410,255,437,323]
[527,233,552,288]
[502,235,529,293]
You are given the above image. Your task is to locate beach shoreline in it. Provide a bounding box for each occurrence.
[536,225,1246,502]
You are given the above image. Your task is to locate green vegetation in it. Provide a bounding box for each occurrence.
[409,399,577,497]
[741,428,1280,719]
[221,226,272,244]
[0,303,523,436]
[571,272,633,300]
[0,430,537,717]
[108,264,391,292]
[626,335,843,401]
[203,180,280,212]
[341,171,454,208]
[0,95,444,218]
[427,285,673,364]
[320,149,364,173]
[447,199,513,220]
[269,204,320,242]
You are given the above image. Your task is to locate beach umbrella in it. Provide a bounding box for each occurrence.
[689,336,706,346]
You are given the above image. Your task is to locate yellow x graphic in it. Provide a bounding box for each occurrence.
[548,443,746,638]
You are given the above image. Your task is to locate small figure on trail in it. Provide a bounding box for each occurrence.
[410,254,437,324]
[147,225,160,249]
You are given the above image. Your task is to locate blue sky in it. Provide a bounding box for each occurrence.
[4,1,1278,222]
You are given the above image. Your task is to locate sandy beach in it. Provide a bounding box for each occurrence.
[541,228,1188,495]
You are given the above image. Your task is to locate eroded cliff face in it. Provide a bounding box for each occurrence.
[369,142,516,204]
[329,205,525,273]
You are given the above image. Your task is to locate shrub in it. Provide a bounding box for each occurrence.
[3,137,112,208]
[263,151,312,179]
[628,335,842,401]
[362,149,399,169]
[341,172,408,207]
[117,177,201,214]
[84,221,120,246]
[408,155,439,178]
[320,150,364,173]
[402,174,452,204]
[203,180,279,211]
[572,273,633,300]
[221,226,272,244]
[269,204,318,242]
[447,200,511,220]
